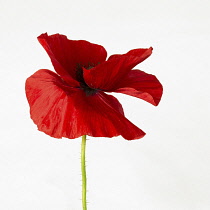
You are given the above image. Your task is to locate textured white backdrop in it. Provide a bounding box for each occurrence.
[1,0,210,209]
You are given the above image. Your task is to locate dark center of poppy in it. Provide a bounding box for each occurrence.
[76,64,98,96]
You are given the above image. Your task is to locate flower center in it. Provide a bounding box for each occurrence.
[76,64,98,96]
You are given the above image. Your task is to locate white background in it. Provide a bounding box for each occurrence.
[1,0,210,209]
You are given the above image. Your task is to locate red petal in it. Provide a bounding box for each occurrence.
[115,70,163,106]
[38,33,107,84]
[25,69,145,140]
[83,47,153,91]
[108,47,153,65]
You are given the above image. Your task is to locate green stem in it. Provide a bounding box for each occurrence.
[81,135,87,210]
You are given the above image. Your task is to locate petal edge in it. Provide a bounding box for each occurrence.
[115,70,163,106]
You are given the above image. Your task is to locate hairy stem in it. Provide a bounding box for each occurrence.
[81,135,87,210]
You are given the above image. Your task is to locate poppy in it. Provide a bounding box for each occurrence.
[25,33,163,140]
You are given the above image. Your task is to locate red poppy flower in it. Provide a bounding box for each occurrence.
[25,33,163,140]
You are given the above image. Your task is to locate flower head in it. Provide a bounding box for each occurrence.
[25,33,163,140]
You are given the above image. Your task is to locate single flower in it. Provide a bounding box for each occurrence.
[25,33,163,140]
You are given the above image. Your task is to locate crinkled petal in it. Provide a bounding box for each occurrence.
[38,33,107,85]
[115,70,163,106]
[108,47,153,65]
[83,47,153,91]
[25,69,145,140]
